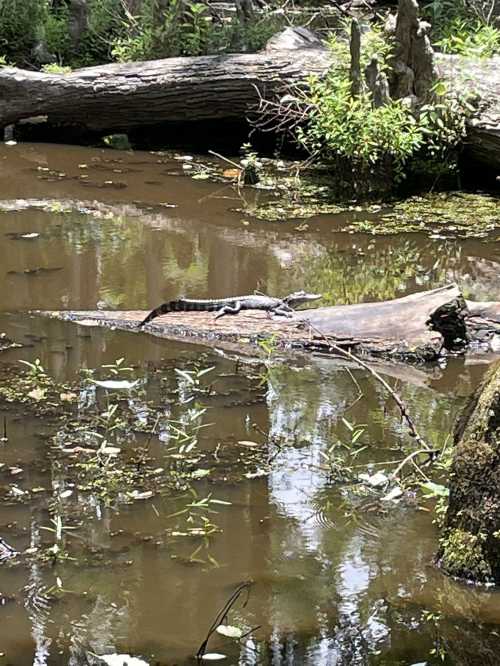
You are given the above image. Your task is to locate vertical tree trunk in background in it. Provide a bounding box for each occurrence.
[438,361,500,584]
[349,18,362,97]
[68,0,89,49]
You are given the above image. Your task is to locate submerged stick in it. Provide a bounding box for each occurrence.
[196,581,258,661]
[308,324,431,452]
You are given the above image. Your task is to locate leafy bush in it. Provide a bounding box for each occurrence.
[110,0,287,62]
[436,19,500,58]
[0,0,47,62]
[297,75,423,182]
[44,3,71,63]
[424,0,500,57]
[283,27,471,195]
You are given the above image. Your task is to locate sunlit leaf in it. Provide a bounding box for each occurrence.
[201,654,227,661]
[216,625,243,639]
[174,369,196,384]
[420,481,449,498]
[28,387,47,401]
[98,654,149,666]
[92,379,139,390]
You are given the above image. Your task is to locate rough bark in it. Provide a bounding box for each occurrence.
[349,18,362,98]
[39,284,500,363]
[0,47,498,166]
[391,0,438,102]
[438,361,500,584]
[365,57,390,108]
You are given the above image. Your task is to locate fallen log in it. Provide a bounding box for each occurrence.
[0,48,499,168]
[39,284,500,363]
[437,360,500,584]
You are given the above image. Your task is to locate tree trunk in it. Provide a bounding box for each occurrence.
[438,361,500,584]
[0,48,498,167]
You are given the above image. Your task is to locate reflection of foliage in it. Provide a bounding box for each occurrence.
[162,245,209,296]
[50,210,208,306]
[267,238,465,306]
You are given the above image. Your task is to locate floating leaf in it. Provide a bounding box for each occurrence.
[359,471,388,487]
[98,654,149,666]
[92,379,140,390]
[100,446,121,456]
[245,469,268,479]
[191,469,211,479]
[223,168,241,179]
[60,392,77,402]
[201,654,227,661]
[128,490,154,500]
[216,625,243,639]
[238,440,259,448]
[174,369,195,384]
[28,387,46,401]
[381,486,403,502]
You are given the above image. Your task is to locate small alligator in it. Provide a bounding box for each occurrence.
[138,291,321,328]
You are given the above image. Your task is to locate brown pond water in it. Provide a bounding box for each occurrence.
[1,143,500,665]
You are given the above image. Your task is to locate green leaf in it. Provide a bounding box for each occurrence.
[420,481,449,498]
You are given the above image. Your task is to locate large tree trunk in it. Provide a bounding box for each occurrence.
[0,49,499,167]
[438,361,500,584]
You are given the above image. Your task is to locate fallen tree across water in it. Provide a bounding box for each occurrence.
[0,39,499,168]
[438,360,500,584]
[40,284,500,363]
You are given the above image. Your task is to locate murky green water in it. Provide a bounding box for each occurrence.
[1,143,500,665]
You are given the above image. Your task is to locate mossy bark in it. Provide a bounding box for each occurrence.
[438,361,500,584]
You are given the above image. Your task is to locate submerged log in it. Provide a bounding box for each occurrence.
[438,360,500,584]
[0,45,498,167]
[40,284,500,363]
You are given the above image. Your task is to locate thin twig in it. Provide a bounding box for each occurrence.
[196,581,254,661]
[208,150,242,170]
[391,448,438,480]
[308,324,431,452]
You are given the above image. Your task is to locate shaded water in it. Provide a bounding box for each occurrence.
[1,143,500,665]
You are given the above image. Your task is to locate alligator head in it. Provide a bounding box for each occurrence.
[283,291,322,308]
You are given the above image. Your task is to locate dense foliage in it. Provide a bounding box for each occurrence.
[424,0,500,57]
[0,0,290,67]
[282,24,472,195]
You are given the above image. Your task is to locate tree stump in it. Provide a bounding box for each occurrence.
[438,361,500,584]
[390,0,438,103]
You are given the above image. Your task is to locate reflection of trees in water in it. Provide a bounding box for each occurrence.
[269,239,471,305]
[258,360,496,664]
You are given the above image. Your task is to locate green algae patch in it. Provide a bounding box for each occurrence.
[238,173,350,222]
[343,192,500,239]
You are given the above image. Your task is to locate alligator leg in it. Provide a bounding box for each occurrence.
[214,301,242,320]
[271,306,294,318]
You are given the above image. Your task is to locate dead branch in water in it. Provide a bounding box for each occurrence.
[308,324,432,454]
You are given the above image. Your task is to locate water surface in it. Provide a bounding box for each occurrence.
[0,143,499,665]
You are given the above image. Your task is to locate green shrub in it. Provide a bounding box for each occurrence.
[285,27,471,195]
[424,0,500,57]
[0,0,47,62]
[436,19,500,58]
[44,3,71,63]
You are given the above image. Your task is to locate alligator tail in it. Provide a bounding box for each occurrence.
[138,302,173,327]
